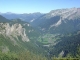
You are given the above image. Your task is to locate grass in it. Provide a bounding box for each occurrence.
[52,58,79,60]
[38,34,61,44]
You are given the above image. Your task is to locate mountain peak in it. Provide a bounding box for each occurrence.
[50,8,77,17]
[32,7,80,34]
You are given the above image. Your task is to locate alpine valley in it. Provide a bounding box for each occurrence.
[0,8,80,60]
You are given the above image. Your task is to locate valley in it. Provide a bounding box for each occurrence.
[0,8,80,60]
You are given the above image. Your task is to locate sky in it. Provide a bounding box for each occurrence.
[0,0,80,13]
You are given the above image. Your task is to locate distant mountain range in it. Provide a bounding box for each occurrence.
[0,12,44,23]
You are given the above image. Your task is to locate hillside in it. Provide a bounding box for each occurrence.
[0,15,10,22]
[0,15,45,54]
[49,31,80,57]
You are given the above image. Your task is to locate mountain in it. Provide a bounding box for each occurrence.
[0,15,49,60]
[0,8,80,60]
[0,15,45,54]
[32,8,80,34]
[0,12,44,23]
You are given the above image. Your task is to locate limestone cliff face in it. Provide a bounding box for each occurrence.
[0,23,29,43]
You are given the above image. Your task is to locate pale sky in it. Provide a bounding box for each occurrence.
[0,0,80,13]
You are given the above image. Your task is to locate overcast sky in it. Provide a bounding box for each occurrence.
[0,0,80,13]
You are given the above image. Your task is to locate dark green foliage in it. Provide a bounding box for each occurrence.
[0,51,79,60]
[18,51,47,60]
[0,51,18,60]
[0,34,24,52]
[49,32,80,57]
[0,51,47,60]
[51,57,79,60]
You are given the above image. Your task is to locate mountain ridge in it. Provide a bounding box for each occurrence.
[32,7,80,34]
[0,12,44,23]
